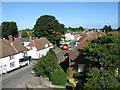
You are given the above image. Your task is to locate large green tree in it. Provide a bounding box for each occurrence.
[34,49,60,77]
[83,33,120,88]
[2,22,18,39]
[33,15,66,45]
[84,68,118,89]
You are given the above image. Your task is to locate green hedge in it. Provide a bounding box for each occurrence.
[66,67,69,76]
[50,69,67,85]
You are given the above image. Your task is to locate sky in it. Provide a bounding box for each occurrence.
[2,2,118,30]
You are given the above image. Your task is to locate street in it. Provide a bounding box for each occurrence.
[0,64,34,88]
[55,40,76,62]
[0,40,76,89]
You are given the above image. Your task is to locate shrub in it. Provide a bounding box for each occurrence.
[66,67,69,76]
[73,72,83,79]
[50,68,67,85]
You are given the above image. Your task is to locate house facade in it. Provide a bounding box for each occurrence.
[27,37,53,59]
[0,35,30,74]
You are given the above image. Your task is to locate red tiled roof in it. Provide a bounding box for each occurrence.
[27,37,52,50]
[0,39,29,58]
[73,32,105,51]
[108,31,120,35]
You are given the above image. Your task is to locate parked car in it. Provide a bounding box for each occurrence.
[31,69,35,74]
[64,53,69,57]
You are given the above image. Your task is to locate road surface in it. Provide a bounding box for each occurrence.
[55,40,76,62]
[0,64,34,88]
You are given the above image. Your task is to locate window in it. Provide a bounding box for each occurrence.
[10,55,14,60]
[23,51,27,57]
[30,47,33,50]
[78,64,84,72]
[10,62,15,68]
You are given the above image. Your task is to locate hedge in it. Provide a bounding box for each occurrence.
[50,68,67,85]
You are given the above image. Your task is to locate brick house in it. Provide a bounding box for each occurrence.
[69,31,105,77]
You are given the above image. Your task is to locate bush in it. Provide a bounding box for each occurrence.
[66,67,69,76]
[50,68,67,85]
[73,72,84,79]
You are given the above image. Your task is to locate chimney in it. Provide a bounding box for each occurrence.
[29,35,32,41]
[8,35,13,42]
[36,37,38,39]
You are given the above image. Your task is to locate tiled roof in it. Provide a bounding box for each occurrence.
[0,39,29,58]
[108,31,120,35]
[73,32,105,51]
[27,37,52,50]
[13,41,29,52]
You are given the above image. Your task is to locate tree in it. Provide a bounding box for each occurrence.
[2,22,18,39]
[21,30,28,37]
[84,33,120,71]
[83,33,120,88]
[84,68,118,89]
[103,25,113,33]
[33,15,66,45]
[34,49,60,77]
[79,26,84,31]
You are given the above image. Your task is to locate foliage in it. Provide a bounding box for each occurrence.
[33,15,66,45]
[73,72,84,78]
[103,25,113,33]
[34,49,60,77]
[84,33,120,71]
[84,68,119,89]
[83,33,120,89]
[69,78,78,87]
[68,26,84,32]
[66,67,69,76]
[2,22,18,39]
[50,68,67,85]
[20,42,24,45]
[21,30,29,37]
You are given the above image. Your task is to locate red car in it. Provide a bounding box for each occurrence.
[63,43,68,50]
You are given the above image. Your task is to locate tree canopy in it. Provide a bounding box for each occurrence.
[2,22,18,39]
[21,30,29,37]
[84,68,118,89]
[68,26,84,32]
[83,33,120,89]
[34,49,60,77]
[103,25,113,33]
[33,15,66,45]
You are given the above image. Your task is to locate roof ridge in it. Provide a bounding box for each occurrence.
[10,42,18,53]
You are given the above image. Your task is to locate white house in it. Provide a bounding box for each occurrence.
[64,31,75,41]
[27,37,53,59]
[0,35,30,74]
